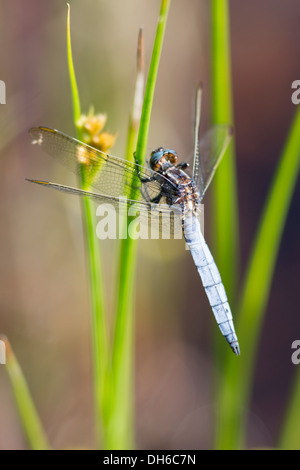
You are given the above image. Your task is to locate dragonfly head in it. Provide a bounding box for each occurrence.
[150,147,178,171]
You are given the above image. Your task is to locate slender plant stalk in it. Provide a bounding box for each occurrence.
[215,106,300,449]
[210,0,240,445]
[211,0,300,450]
[134,0,171,166]
[66,1,171,449]
[210,0,239,306]
[2,336,50,450]
[280,367,300,449]
[126,28,145,164]
[67,4,109,448]
[109,1,171,449]
[105,28,144,450]
[67,4,81,130]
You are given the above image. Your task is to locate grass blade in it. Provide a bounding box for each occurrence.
[215,106,300,449]
[210,0,239,305]
[67,3,81,126]
[66,4,109,448]
[280,367,300,449]
[134,0,171,166]
[210,0,240,444]
[126,27,145,164]
[2,336,50,450]
[109,1,171,449]
[106,28,144,450]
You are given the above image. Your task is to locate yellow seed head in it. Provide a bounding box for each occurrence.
[76,112,116,153]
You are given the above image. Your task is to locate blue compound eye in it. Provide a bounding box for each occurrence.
[164,148,177,155]
[163,149,178,165]
[150,147,165,170]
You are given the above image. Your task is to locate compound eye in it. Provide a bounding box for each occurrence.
[163,149,178,165]
[150,147,165,170]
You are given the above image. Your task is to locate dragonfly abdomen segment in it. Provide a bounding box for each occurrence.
[183,216,240,355]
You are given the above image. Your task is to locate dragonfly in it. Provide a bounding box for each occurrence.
[26,85,240,355]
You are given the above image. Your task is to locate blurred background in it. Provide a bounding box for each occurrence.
[0,0,300,449]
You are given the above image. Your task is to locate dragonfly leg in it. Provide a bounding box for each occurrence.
[134,153,155,184]
[133,153,162,202]
[149,192,162,204]
[139,185,162,204]
[176,162,189,170]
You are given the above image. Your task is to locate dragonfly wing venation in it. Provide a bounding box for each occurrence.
[26,178,183,239]
[192,83,202,189]
[195,124,233,200]
[30,127,163,202]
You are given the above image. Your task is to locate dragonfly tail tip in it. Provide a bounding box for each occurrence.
[231,342,240,356]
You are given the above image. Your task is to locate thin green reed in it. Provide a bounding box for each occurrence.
[67,1,171,449]
[2,336,50,450]
[106,28,144,450]
[210,0,240,436]
[211,1,300,449]
[280,359,300,449]
[110,0,171,449]
[216,103,300,450]
[211,0,239,306]
[67,4,109,448]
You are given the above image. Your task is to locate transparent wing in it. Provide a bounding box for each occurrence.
[28,127,183,238]
[26,179,183,239]
[29,126,167,201]
[195,125,233,200]
[192,83,202,186]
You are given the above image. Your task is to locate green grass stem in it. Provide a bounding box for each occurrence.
[109,1,171,449]
[66,4,109,448]
[134,0,171,166]
[211,0,300,449]
[2,336,50,450]
[66,1,171,449]
[215,105,300,449]
[106,28,144,450]
[210,0,239,306]
[280,366,300,449]
[210,0,240,443]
